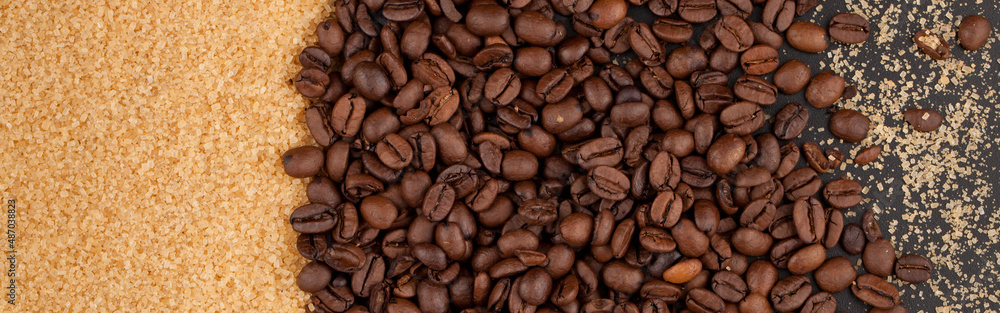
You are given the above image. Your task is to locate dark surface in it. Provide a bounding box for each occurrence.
[610,1,999,312]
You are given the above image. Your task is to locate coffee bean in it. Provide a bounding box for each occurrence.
[762,0,795,32]
[746,260,778,295]
[829,108,870,142]
[854,145,882,165]
[840,222,866,255]
[823,179,862,209]
[772,102,809,140]
[282,146,325,178]
[715,15,754,52]
[787,243,826,274]
[717,101,764,136]
[863,238,896,277]
[666,45,708,78]
[800,291,837,313]
[822,208,844,249]
[958,15,991,50]
[290,203,336,234]
[914,29,951,60]
[786,21,829,53]
[792,196,826,243]
[740,44,779,75]
[802,141,829,173]
[485,68,522,106]
[769,275,812,312]
[706,133,746,174]
[805,70,845,108]
[739,293,772,313]
[829,13,870,44]
[323,242,367,272]
[295,68,331,98]
[652,18,693,43]
[685,288,725,313]
[783,167,820,200]
[733,75,777,106]
[731,227,773,256]
[903,108,943,132]
[298,261,334,293]
[895,254,933,283]
[862,209,883,242]
[711,271,747,302]
[773,59,812,94]
[749,21,784,50]
[852,274,900,309]
[360,195,399,230]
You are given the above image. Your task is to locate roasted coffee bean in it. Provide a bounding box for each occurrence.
[484,68,521,106]
[740,44,779,75]
[298,261,334,293]
[855,145,882,165]
[829,13,870,44]
[466,3,510,36]
[773,103,809,140]
[801,141,828,173]
[762,0,795,32]
[958,15,991,50]
[360,195,399,230]
[515,47,555,77]
[852,274,900,309]
[745,260,778,295]
[666,45,708,78]
[324,242,367,272]
[282,146,325,178]
[913,29,951,60]
[903,108,944,132]
[686,288,724,313]
[829,109,870,142]
[862,209,883,243]
[739,293,772,313]
[718,0,752,18]
[290,203,336,234]
[719,101,765,136]
[863,238,896,277]
[800,292,837,313]
[787,243,826,274]
[711,271,747,302]
[840,222,867,255]
[733,75,777,106]
[652,18,693,43]
[715,15,754,52]
[786,21,829,53]
[805,70,845,108]
[706,134,746,174]
[749,21,783,50]
[824,179,862,209]
[677,0,717,23]
[317,19,345,56]
[295,68,331,98]
[792,196,826,243]
[731,227,772,257]
[769,275,812,312]
[895,254,933,283]
[773,59,811,94]
[814,256,858,293]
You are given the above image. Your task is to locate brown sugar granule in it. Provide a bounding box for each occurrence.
[0,0,331,311]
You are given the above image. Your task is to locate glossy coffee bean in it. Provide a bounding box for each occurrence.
[829,109,870,142]
[958,15,991,50]
[786,21,829,53]
[903,108,943,132]
[829,13,870,44]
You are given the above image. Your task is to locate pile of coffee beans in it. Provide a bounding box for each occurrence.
[282,0,941,312]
